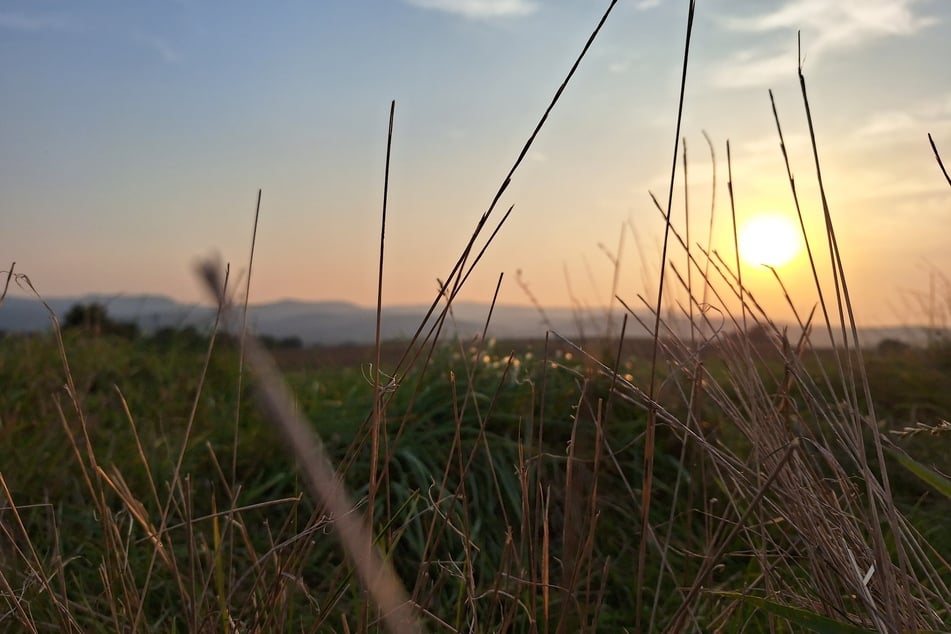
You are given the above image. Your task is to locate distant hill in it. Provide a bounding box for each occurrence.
[0,293,941,347]
[0,294,610,345]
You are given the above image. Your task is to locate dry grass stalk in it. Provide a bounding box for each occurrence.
[197,261,422,634]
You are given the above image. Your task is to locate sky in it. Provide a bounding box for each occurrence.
[1,0,949,327]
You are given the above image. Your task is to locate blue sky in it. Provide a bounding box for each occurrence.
[1,0,949,326]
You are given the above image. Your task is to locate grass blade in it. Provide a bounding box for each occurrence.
[708,591,876,634]
[886,448,951,500]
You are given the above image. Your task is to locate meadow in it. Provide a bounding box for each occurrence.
[0,305,949,632]
[3,1,951,631]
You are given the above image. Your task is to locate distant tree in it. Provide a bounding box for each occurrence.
[62,303,139,339]
[150,325,209,350]
[877,338,911,355]
[259,334,303,350]
[110,320,140,339]
[63,303,108,333]
[278,336,303,349]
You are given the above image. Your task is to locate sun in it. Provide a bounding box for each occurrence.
[737,213,803,268]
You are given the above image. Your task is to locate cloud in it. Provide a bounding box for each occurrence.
[403,0,537,19]
[132,31,184,63]
[736,130,811,159]
[723,0,934,45]
[635,0,663,9]
[853,92,951,139]
[855,111,919,138]
[0,11,75,32]
[712,0,937,87]
[528,150,548,163]
[713,48,795,88]
[608,60,631,74]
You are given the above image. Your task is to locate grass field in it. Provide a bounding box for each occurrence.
[0,321,948,631]
[3,1,951,631]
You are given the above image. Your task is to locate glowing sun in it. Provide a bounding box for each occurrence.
[738,213,803,268]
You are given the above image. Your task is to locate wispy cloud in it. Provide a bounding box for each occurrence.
[712,0,937,87]
[713,48,793,88]
[854,92,951,139]
[635,0,663,10]
[132,31,184,63]
[608,60,631,74]
[0,11,76,32]
[855,111,919,138]
[724,0,935,49]
[403,0,537,19]
[528,150,548,163]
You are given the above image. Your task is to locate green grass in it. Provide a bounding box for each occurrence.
[0,327,947,631]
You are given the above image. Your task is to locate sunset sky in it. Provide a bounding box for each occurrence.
[2,0,949,327]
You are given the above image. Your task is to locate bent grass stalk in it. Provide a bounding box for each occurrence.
[197,261,421,634]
